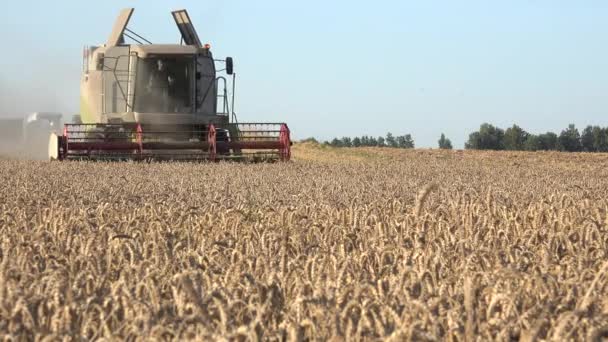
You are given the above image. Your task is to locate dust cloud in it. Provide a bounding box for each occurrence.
[0,60,78,160]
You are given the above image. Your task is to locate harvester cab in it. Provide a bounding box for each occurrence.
[52,8,291,161]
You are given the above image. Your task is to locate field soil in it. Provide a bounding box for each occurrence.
[1,143,608,340]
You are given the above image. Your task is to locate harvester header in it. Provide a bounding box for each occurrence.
[50,8,291,161]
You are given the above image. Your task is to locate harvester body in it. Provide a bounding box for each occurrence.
[55,8,290,161]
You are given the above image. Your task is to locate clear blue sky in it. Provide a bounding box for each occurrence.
[0,1,606,148]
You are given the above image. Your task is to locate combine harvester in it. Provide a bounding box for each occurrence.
[0,113,62,160]
[49,8,291,162]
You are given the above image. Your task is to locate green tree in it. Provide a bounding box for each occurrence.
[480,123,504,150]
[368,136,378,146]
[523,135,540,151]
[465,123,504,150]
[377,136,386,147]
[581,125,595,152]
[504,124,528,150]
[352,137,361,147]
[396,135,406,148]
[592,127,608,152]
[465,131,481,149]
[406,134,415,148]
[385,132,398,147]
[330,138,342,147]
[438,133,452,149]
[558,124,582,152]
[396,134,414,148]
[341,137,352,147]
[538,132,559,150]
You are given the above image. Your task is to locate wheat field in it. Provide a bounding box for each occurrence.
[1,143,608,341]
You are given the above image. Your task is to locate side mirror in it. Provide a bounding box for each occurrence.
[226,57,234,75]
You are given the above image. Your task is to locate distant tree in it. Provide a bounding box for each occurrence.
[330,138,342,147]
[465,123,504,150]
[538,132,559,150]
[396,135,406,148]
[300,137,318,144]
[352,137,361,147]
[601,127,608,152]
[592,126,608,152]
[462,123,608,153]
[377,136,386,147]
[581,125,595,152]
[396,134,414,149]
[438,133,453,149]
[465,131,481,150]
[385,133,398,148]
[558,124,582,152]
[368,136,378,146]
[523,134,540,151]
[341,137,352,147]
[404,134,415,148]
[504,124,529,150]
[481,123,505,150]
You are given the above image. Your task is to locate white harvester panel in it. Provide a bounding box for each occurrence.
[107,8,134,46]
[102,46,132,114]
[171,10,202,46]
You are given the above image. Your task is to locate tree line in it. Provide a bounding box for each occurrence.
[304,132,454,150]
[301,123,607,152]
[466,123,608,152]
[314,133,416,148]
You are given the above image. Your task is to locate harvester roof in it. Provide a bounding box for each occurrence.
[130,44,203,57]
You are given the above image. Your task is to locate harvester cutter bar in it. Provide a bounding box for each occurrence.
[58,122,291,162]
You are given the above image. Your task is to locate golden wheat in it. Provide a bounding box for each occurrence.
[0,144,607,340]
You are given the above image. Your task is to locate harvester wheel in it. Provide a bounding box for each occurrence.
[48,133,60,160]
